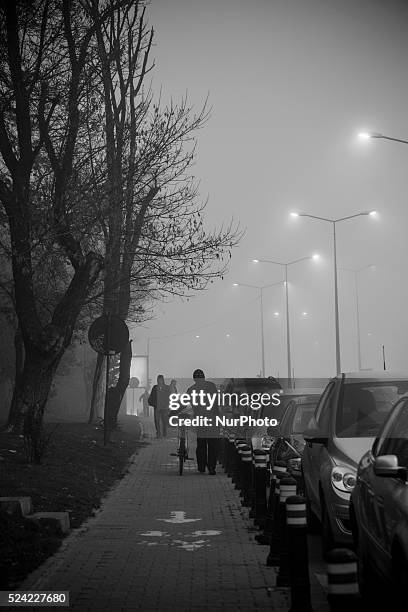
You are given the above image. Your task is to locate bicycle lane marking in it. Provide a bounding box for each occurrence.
[137,512,223,551]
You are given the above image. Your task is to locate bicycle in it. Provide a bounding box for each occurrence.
[170,413,194,475]
[177,424,188,475]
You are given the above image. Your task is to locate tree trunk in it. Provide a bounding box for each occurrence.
[7,324,25,428]
[11,350,60,462]
[106,340,132,428]
[89,352,104,423]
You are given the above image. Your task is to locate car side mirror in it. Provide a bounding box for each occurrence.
[374,455,407,480]
[303,427,327,446]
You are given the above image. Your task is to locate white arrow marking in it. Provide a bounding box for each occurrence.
[190,530,221,536]
[157,511,201,524]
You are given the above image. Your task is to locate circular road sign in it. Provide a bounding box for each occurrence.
[88,314,129,355]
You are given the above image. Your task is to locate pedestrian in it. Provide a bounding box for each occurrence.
[139,386,150,417]
[148,375,170,438]
[187,369,220,475]
[169,379,178,395]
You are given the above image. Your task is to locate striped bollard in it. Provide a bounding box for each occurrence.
[286,495,313,612]
[253,449,268,528]
[326,549,360,611]
[232,439,244,486]
[236,441,247,492]
[237,442,247,496]
[226,435,234,477]
[240,445,253,507]
[276,477,297,586]
[266,472,286,565]
[248,456,256,518]
[255,461,287,545]
[219,434,227,468]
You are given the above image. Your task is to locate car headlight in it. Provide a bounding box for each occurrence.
[287,457,302,472]
[331,466,357,493]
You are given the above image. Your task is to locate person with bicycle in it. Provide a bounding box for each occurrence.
[187,369,220,475]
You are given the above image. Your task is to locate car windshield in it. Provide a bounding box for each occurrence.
[336,381,408,438]
[292,403,317,434]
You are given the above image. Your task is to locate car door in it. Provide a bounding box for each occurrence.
[366,399,408,575]
[303,380,337,513]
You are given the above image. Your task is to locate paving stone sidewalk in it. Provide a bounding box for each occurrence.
[21,424,325,611]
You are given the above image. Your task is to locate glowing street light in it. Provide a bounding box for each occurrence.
[358,131,408,145]
[290,211,376,375]
[251,253,320,387]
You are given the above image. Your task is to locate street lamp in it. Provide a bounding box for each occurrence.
[233,280,283,377]
[252,254,319,387]
[290,211,376,375]
[358,131,408,145]
[340,264,375,371]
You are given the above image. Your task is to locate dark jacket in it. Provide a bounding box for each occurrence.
[148,384,170,411]
[187,379,220,437]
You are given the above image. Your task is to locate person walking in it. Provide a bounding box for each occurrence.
[139,386,150,417]
[187,369,220,475]
[148,375,170,438]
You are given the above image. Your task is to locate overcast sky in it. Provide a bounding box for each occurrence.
[130,0,408,383]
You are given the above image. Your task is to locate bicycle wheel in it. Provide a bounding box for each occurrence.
[179,437,185,475]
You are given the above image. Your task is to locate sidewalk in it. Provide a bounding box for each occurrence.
[21,424,324,611]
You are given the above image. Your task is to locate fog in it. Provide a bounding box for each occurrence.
[131,0,408,380]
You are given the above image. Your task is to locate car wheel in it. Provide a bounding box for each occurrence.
[321,497,335,557]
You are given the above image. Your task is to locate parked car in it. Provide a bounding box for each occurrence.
[251,386,323,452]
[218,377,282,444]
[269,392,322,490]
[302,372,408,552]
[350,393,408,604]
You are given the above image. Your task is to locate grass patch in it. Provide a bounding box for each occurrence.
[0,415,147,588]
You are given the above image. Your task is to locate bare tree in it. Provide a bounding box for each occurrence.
[86,1,241,422]
[0,1,124,437]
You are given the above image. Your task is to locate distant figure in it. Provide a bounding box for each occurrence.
[139,387,150,417]
[148,375,170,438]
[187,369,219,475]
[169,379,178,396]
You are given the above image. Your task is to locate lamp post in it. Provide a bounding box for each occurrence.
[233,281,283,378]
[290,211,376,375]
[252,254,319,387]
[359,131,408,145]
[341,265,375,371]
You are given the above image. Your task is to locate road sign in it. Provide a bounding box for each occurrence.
[88,314,129,355]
